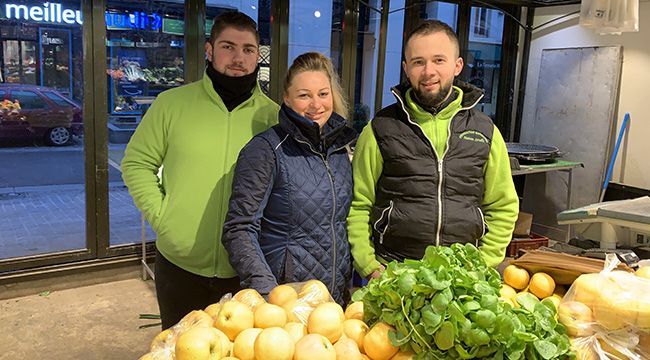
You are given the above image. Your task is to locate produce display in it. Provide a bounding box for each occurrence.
[139,279,377,360]
[138,244,650,359]
[353,244,572,359]
[554,255,650,359]
[0,99,21,115]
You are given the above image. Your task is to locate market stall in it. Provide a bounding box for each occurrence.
[136,243,650,360]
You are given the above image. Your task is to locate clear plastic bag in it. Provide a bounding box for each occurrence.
[580,0,639,34]
[139,280,335,359]
[560,254,650,359]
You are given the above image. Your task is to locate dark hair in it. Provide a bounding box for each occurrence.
[404,20,460,57]
[283,52,349,118]
[208,11,259,45]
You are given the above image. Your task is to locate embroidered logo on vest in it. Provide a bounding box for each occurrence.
[459,130,489,144]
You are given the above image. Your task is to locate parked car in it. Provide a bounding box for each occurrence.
[0,84,82,146]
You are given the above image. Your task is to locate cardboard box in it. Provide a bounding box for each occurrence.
[513,211,533,236]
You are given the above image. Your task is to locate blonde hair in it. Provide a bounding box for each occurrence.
[283,52,349,118]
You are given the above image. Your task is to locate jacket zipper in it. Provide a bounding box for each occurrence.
[476,207,486,247]
[390,88,484,247]
[294,138,348,295]
[373,200,394,244]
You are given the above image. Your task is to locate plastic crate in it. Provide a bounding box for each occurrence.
[506,232,549,258]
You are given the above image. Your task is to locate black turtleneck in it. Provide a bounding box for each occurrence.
[206,65,258,111]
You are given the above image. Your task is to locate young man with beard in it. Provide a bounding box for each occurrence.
[121,12,278,329]
[347,20,518,279]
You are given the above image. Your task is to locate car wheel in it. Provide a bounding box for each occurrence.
[46,127,71,146]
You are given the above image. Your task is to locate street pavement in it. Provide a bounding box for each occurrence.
[0,144,155,260]
[0,144,123,189]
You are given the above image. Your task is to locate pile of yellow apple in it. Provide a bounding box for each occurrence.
[500,263,650,359]
[499,264,565,310]
[553,266,650,359]
[139,279,414,360]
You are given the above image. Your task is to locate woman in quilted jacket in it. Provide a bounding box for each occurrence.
[221,52,357,305]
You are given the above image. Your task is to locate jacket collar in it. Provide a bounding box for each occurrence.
[279,103,356,153]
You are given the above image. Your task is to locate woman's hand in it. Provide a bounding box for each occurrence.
[367,264,385,280]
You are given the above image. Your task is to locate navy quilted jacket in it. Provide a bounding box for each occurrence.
[222,104,357,305]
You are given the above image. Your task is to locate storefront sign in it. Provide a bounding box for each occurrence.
[4,3,82,25]
[106,12,162,32]
[4,3,163,31]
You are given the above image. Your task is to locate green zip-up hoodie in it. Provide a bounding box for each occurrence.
[347,86,518,277]
[122,72,279,277]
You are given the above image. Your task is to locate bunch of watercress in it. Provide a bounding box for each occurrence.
[352,243,572,359]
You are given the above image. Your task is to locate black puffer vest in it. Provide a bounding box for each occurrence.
[370,80,494,262]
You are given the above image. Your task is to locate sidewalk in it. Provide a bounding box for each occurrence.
[0,185,155,259]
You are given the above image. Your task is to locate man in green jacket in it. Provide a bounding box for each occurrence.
[348,20,518,279]
[121,12,278,329]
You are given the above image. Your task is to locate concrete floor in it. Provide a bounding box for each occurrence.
[0,277,161,360]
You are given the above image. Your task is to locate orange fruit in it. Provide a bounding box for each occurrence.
[233,288,266,310]
[528,272,555,299]
[342,319,369,353]
[283,322,307,343]
[503,265,530,290]
[345,301,364,321]
[333,337,363,360]
[215,300,255,340]
[307,302,345,343]
[363,322,399,360]
[298,279,332,306]
[269,284,298,307]
[499,284,517,299]
[253,327,294,360]
[233,327,263,360]
[294,334,336,360]
[254,303,287,328]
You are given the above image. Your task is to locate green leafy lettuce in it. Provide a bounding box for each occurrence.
[352,243,572,360]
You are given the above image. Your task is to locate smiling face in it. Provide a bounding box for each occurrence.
[283,70,333,128]
[402,31,464,108]
[205,27,259,76]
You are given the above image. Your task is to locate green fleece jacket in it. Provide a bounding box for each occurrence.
[121,72,279,277]
[348,87,519,277]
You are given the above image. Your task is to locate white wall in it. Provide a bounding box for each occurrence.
[521,1,650,190]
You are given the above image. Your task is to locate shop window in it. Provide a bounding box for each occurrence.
[420,1,459,31]
[0,0,86,261]
[466,7,504,120]
[473,7,489,37]
[379,0,406,110]
[287,0,345,74]
[106,0,186,247]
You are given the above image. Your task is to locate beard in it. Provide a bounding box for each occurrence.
[413,80,453,109]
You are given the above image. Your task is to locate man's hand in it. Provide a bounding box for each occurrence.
[367,264,386,280]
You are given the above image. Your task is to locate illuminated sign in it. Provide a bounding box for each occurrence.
[4,3,163,31]
[4,3,81,25]
[105,12,162,31]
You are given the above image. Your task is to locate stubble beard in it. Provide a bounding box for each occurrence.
[413,80,453,109]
